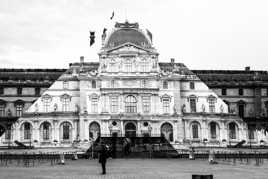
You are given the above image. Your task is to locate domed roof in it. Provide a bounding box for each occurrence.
[104,22,151,48]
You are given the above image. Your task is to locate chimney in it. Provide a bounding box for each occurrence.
[170,58,175,64]
[245,66,250,71]
[80,56,84,63]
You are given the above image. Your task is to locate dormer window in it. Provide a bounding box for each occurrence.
[92,80,96,88]
[190,82,195,89]
[63,81,69,89]
[163,81,168,89]
[208,95,216,113]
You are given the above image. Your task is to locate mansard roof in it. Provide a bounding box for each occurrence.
[193,70,268,87]
[0,68,65,87]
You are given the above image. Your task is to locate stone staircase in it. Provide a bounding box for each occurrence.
[85,136,178,158]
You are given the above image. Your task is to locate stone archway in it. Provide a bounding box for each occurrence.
[125,122,136,138]
[89,122,100,140]
[161,123,173,142]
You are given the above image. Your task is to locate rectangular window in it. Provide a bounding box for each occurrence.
[63,81,69,89]
[238,88,243,96]
[140,60,148,72]
[35,88,40,96]
[163,81,168,89]
[110,96,118,113]
[222,88,227,96]
[0,87,3,95]
[91,97,98,113]
[16,105,23,116]
[0,105,5,116]
[142,96,151,113]
[17,87,22,95]
[125,61,132,72]
[190,82,195,89]
[162,98,170,113]
[43,99,51,112]
[208,98,216,113]
[62,98,70,112]
[190,98,196,113]
[266,88,268,96]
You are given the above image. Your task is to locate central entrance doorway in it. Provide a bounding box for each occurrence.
[124,122,136,137]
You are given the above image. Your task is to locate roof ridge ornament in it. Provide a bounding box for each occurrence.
[115,21,139,29]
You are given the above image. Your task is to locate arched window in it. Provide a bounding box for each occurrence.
[209,122,218,139]
[160,123,173,142]
[191,122,200,139]
[61,94,71,112]
[163,81,168,89]
[92,80,96,88]
[125,95,137,113]
[41,122,51,141]
[229,122,238,140]
[22,122,31,140]
[125,122,137,137]
[61,122,72,140]
[89,122,100,140]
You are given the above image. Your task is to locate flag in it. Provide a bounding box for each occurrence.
[103,28,107,34]
[146,29,152,42]
[90,31,95,46]
[110,11,114,20]
[102,28,107,42]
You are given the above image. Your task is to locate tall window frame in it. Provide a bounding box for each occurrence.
[91,95,98,113]
[140,59,149,72]
[125,95,137,113]
[142,96,151,113]
[162,97,171,114]
[163,81,168,89]
[124,59,133,72]
[110,96,118,113]
[42,94,52,112]
[189,96,197,113]
[16,104,23,116]
[208,96,216,113]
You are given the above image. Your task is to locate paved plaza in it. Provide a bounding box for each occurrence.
[0,158,267,179]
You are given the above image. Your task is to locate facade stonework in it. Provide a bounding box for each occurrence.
[0,21,267,148]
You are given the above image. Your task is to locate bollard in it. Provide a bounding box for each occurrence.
[59,153,65,165]
[72,152,78,160]
[208,150,217,164]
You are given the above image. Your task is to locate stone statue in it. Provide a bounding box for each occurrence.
[75,104,80,113]
[220,105,224,113]
[202,104,206,113]
[34,103,39,113]
[181,104,186,113]
[53,103,58,112]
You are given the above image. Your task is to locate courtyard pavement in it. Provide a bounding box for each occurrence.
[0,158,267,179]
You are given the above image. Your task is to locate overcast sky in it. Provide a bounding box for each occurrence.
[0,0,268,70]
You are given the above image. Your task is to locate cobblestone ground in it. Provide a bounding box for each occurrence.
[0,158,267,179]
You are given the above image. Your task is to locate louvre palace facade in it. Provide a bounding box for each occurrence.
[0,21,267,148]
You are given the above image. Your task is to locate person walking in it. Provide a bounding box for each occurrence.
[98,143,108,175]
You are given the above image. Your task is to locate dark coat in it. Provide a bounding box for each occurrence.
[98,145,108,164]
